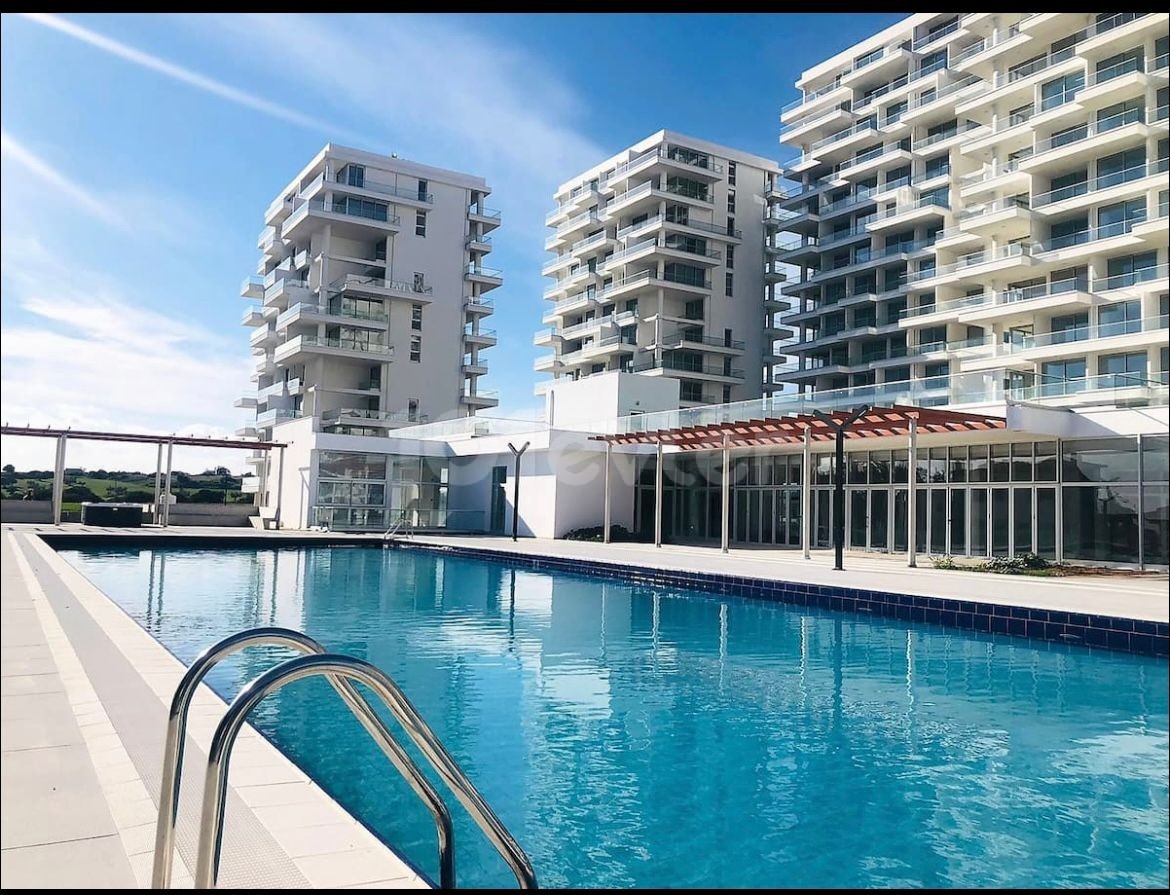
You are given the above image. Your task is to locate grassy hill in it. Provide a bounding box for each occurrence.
[1,466,253,505]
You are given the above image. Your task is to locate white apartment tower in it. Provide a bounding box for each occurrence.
[534,130,788,407]
[776,13,1168,402]
[238,144,501,442]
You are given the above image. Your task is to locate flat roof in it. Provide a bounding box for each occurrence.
[592,405,1007,449]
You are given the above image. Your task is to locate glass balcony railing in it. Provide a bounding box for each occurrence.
[311,200,400,225]
[1039,217,1144,251]
[1014,315,1166,350]
[1033,106,1145,154]
[1033,159,1168,206]
[293,335,392,355]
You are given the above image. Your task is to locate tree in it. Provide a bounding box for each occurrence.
[2,464,14,474]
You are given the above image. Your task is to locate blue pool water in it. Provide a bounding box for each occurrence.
[59,545,1169,888]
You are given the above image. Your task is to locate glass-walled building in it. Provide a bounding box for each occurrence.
[314,450,450,530]
[635,433,1168,567]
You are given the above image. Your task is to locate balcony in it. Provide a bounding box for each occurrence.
[241,306,267,327]
[274,334,393,364]
[1022,107,1150,172]
[464,295,494,314]
[255,409,303,427]
[321,408,427,427]
[1032,160,1169,213]
[233,396,257,410]
[462,326,498,346]
[466,206,502,234]
[840,44,915,87]
[282,199,402,241]
[1093,263,1169,294]
[909,243,1035,286]
[780,102,856,143]
[1003,315,1167,363]
[465,265,503,289]
[276,301,389,332]
[318,173,434,206]
[632,357,745,382]
[958,160,1028,196]
[656,332,746,353]
[1077,54,1162,106]
[950,24,1030,70]
[867,194,949,231]
[240,276,265,299]
[329,274,434,303]
[460,389,499,407]
[1035,219,1147,259]
[956,279,1094,324]
[836,144,914,181]
[957,196,1033,236]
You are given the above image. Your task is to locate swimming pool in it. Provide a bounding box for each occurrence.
[59,544,1169,888]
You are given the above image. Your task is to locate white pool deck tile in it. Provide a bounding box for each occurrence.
[404,534,1170,623]
[0,529,429,890]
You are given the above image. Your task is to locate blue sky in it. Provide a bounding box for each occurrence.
[0,12,904,470]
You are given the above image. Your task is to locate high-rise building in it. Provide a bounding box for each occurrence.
[534,130,788,407]
[238,144,501,444]
[775,12,1168,402]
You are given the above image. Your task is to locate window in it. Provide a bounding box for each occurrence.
[923,154,949,179]
[1040,72,1083,111]
[722,386,732,403]
[1098,351,1148,386]
[415,210,426,237]
[885,100,907,125]
[726,190,736,214]
[1098,198,1145,236]
[1098,300,1141,337]
[416,178,429,201]
[1009,103,1034,127]
[1106,251,1158,287]
[411,304,423,331]
[1040,358,1086,395]
[1049,168,1088,202]
[680,381,704,402]
[725,272,734,297]
[1051,312,1089,343]
[727,161,737,185]
[407,399,420,421]
[410,336,421,362]
[1098,98,1143,131]
[727,216,736,237]
[1097,147,1146,188]
[343,164,365,187]
[918,49,947,76]
[726,244,735,269]
[413,272,426,293]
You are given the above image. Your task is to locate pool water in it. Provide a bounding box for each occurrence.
[59,545,1169,889]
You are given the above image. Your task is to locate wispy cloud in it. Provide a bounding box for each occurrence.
[18,13,357,140]
[0,235,250,471]
[0,131,123,226]
[192,13,607,250]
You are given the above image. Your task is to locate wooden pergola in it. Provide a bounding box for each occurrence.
[590,405,1007,565]
[0,425,286,528]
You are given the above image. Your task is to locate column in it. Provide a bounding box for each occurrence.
[153,443,164,525]
[603,441,612,544]
[720,434,731,554]
[653,440,663,548]
[802,427,812,560]
[907,419,917,568]
[51,435,67,525]
[162,440,174,528]
[273,445,286,531]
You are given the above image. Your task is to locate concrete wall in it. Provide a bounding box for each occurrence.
[545,372,680,430]
[0,500,257,526]
[0,501,52,523]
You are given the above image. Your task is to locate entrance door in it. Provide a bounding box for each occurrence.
[490,466,507,533]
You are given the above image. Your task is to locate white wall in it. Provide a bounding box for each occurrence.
[545,372,680,429]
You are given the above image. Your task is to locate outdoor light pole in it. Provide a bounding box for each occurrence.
[813,405,871,572]
[507,441,529,542]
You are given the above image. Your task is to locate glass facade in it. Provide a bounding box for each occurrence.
[634,434,1170,567]
[315,450,449,530]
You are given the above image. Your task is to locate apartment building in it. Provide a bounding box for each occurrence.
[533,130,788,407]
[775,12,1168,403]
[237,144,501,451]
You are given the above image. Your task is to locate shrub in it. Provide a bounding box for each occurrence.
[564,524,634,542]
[931,554,959,570]
[982,552,1049,574]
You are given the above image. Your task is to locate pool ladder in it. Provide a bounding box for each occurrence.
[151,627,537,889]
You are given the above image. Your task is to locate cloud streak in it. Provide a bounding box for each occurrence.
[0,131,123,226]
[19,13,356,140]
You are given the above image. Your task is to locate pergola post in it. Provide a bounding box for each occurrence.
[52,435,67,525]
[720,433,730,554]
[801,427,812,560]
[273,445,286,530]
[603,441,612,544]
[653,440,663,548]
[153,443,164,525]
[162,440,174,528]
[907,418,918,568]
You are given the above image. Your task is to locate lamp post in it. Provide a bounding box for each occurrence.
[812,405,871,571]
[507,441,529,542]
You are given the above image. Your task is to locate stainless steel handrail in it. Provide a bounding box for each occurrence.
[151,629,454,889]
[194,653,538,889]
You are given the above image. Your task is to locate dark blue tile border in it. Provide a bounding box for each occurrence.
[393,541,1169,660]
[36,531,1167,660]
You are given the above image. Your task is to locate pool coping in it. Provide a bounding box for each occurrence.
[9,530,432,889]
[391,539,1169,659]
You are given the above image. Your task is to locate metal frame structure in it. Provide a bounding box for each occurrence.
[151,628,538,890]
[0,426,285,528]
[592,405,1007,567]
